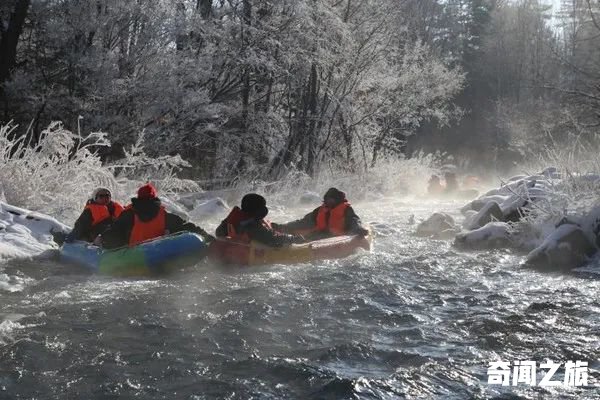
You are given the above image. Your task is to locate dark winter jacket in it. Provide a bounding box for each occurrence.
[101,197,212,249]
[216,206,302,247]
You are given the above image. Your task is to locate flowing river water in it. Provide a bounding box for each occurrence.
[0,198,599,399]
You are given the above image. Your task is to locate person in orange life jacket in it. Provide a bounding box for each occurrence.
[64,188,124,243]
[274,187,368,240]
[215,193,304,247]
[100,183,214,249]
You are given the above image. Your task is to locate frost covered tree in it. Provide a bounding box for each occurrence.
[0,0,465,180]
[554,0,600,127]
[0,0,31,111]
[406,0,600,170]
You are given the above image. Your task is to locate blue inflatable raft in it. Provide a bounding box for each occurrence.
[60,232,208,276]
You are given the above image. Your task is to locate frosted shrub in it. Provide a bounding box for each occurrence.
[227,153,438,206]
[0,122,199,223]
[0,121,116,221]
[108,130,200,199]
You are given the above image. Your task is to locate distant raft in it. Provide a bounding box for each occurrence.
[60,232,208,276]
[208,233,372,266]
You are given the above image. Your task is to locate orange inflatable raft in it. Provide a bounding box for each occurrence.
[208,233,372,266]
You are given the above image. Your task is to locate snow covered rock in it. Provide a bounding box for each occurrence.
[160,196,190,221]
[462,210,478,230]
[482,178,536,198]
[415,212,460,239]
[462,191,533,229]
[454,222,512,250]
[299,192,321,205]
[501,197,529,222]
[466,201,504,230]
[523,224,597,272]
[190,198,229,219]
[0,202,69,260]
[179,189,240,210]
[177,192,207,210]
[461,194,510,214]
[507,174,527,182]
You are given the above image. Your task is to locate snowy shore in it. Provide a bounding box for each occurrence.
[418,167,600,272]
[0,202,69,260]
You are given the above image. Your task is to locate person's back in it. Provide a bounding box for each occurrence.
[101,183,213,249]
[216,193,302,247]
[126,194,167,246]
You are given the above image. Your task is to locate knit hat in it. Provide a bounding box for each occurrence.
[241,193,267,217]
[323,187,346,203]
[137,183,158,199]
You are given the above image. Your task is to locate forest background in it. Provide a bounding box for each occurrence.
[1,0,599,185]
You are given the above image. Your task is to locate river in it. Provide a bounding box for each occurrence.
[0,198,598,399]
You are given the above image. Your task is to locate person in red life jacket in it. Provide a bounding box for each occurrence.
[64,188,124,243]
[215,193,304,247]
[274,187,368,240]
[100,183,214,249]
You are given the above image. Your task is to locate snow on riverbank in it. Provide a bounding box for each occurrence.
[0,202,69,260]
